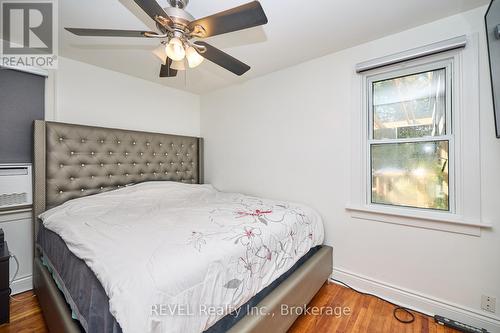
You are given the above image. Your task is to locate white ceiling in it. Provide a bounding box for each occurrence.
[60,0,489,94]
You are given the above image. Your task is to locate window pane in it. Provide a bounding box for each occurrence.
[371,141,449,210]
[372,69,446,140]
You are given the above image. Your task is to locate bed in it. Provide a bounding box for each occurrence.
[32,120,333,333]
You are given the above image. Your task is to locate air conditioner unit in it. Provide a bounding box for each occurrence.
[0,164,32,210]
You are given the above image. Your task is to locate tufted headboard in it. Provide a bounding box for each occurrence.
[33,121,204,223]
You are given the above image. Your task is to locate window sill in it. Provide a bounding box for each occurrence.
[345,204,492,236]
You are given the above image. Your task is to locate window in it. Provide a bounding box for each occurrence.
[367,61,453,212]
[348,36,486,235]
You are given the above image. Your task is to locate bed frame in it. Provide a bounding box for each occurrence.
[32,120,333,333]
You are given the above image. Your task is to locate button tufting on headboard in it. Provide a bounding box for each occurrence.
[43,121,201,208]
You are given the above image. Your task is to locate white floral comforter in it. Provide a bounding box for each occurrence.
[40,181,324,333]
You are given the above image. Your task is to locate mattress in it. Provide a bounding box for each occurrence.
[39,182,324,333]
[37,224,321,333]
[37,223,121,333]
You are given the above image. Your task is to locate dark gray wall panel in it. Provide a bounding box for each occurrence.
[0,69,45,163]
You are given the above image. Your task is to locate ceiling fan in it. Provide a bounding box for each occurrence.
[65,0,268,77]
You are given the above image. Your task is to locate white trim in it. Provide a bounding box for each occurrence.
[0,209,32,220]
[0,64,48,77]
[10,275,33,295]
[349,34,483,236]
[45,69,57,121]
[345,204,491,236]
[355,35,467,73]
[369,136,452,144]
[331,267,500,333]
[345,204,491,227]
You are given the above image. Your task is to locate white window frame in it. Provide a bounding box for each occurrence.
[366,58,455,213]
[347,34,489,236]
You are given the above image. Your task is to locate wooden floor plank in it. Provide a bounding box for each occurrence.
[0,292,48,333]
[1,284,458,333]
[288,283,459,333]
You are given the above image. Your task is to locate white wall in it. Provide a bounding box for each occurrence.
[201,6,500,331]
[50,57,200,136]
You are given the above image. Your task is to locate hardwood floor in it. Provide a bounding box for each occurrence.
[289,283,458,333]
[0,292,47,333]
[0,283,457,333]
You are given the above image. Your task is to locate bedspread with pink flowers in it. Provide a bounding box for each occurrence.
[40,181,324,333]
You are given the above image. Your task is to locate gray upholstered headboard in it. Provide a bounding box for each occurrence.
[33,121,204,221]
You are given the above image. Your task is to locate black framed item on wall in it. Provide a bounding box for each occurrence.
[486,0,500,138]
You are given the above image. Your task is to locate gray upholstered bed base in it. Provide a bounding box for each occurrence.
[32,120,333,332]
[34,246,332,333]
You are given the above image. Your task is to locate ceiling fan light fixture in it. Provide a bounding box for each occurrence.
[65,0,269,77]
[170,59,186,71]
[186,46,204,68]
[166,37,185,61]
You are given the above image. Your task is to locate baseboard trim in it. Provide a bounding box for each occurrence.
[331,267,500,333]
[11,275,33,295]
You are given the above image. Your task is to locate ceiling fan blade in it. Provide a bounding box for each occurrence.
[188,1,268,38]
[133,0,172,25]
[194,41,250,76]
[65,28,157,37]
[160,58,178,77]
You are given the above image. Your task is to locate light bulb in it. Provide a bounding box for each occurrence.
[165,38,185,61]
[170,60,186,71]
[186,46,204,68]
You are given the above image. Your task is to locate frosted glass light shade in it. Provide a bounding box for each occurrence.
[152,45,168,64]
[170,60,186,71]
[186,46,204,68]
[166,38,185,61]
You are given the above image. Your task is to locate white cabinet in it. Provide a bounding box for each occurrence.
[0,209,33,294]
